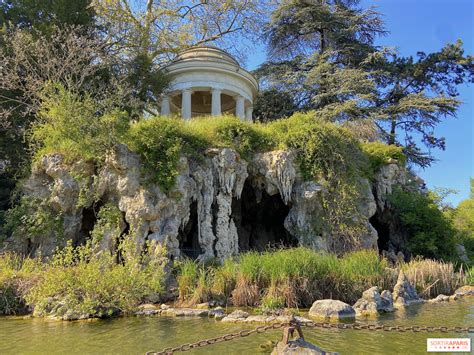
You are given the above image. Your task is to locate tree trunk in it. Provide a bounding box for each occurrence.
[389,118,396,145]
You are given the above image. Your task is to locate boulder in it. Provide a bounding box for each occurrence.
[429,294,449,303]
[135,304,161,316]
[454,285,474,297]
[272,338,338,355]
[308,300,355,321]
[160,308,209,317]
[392,271,424,307]
[353,287,394,316]
[221,310,249,322]
[209,307,226,319]
[196,302,210,309]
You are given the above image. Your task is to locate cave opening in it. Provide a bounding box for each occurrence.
[79,200,104,246]
[234,181,297,252]
[178,200,201,259]
[370,214,390,252]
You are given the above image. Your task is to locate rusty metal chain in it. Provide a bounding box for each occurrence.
[299,321,474,333]
[145,322,289,355]
[145,320,474,354]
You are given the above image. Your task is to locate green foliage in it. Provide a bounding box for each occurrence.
[1,0,95,34]
[90,203,123,246]
[0,253,41,315]
[127,53,170,116]
[388,187,458,260]
[125,117,184,192]
[361,142,406,172]
[175,248,390,308]
[184,116,274,156]
[31,83,130,164]
[451,179,474,264]
[30,104,401,246]
[25,238,165,319]
[2,196,63,243]
[265,112,370,245]
[259,0,473,167]
[252,89,297,123]
[125,115,274,191]
[175,258,212,305]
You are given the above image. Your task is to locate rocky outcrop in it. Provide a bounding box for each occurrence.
[11,145,413,262]
[392,271,424,307]
[353,287,394,316]
[308,300,355,321]
[272,338,337,355]
[428,294,450,303]
[454,285,474,297]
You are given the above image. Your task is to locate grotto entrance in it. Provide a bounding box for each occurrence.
[233,181,297,252]
[178,201,201,259]
[79,201,104,246]
[370,214,390,251]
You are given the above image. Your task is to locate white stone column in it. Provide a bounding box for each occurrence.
[211,88,222,116]
[181,89,192,119]
[235,95,245,119]
[160,95,170,116]
[245,106,253,121]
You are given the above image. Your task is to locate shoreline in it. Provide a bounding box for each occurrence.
[4,285,472,323]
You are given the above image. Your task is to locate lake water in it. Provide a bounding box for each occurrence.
[1,299,473,355]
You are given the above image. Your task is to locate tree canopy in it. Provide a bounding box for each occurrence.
[256,0,474,167]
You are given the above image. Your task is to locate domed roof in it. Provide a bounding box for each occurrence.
[172,46,240,66]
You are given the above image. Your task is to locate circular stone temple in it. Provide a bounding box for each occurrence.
[160,46,258,120]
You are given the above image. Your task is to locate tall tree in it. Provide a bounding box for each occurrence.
[370,42,474,166]
[92,0,271,114]
[257,0,474,166]
[0,0,96,219]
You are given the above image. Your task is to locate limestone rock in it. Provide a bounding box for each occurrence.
[135,304,161,316]
[449,294,460,301]
[353,287,394,316]
[14,144,404,264]
[209,307,226,319]
[272,338,338,355]
[250,150,297,204]
[429,294,450,303]
[221,310,249,322]
[308,300,355,321]
[160,308,209,317]
[454,285,474,297]
[392,271,424,307]
[455,244,469,263]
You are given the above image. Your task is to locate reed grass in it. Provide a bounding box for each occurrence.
[401,258,466,298]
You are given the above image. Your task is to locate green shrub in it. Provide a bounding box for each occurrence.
[184,116,274,157]
[451,179,474,265]
[125,117,184,191]
[388,188,458,260]
[90,203,124,247]
[31,83,129,164]
[264,112,371,246]
[361,141,406,172]
[0,253,41,315]
[23,237,165,319]
[3,197,63,243]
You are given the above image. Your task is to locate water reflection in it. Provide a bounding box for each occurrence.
[0,299,472,355]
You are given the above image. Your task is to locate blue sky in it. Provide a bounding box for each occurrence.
[244,0,473,206]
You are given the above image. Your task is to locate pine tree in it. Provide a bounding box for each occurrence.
[257,0,474,166]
